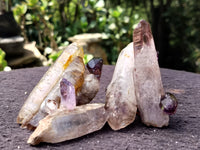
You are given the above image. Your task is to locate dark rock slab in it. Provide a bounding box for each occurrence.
[0,36,24,56]
[0,12,21,38]
[0,65,200,149]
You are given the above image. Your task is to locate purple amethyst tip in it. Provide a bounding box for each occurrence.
[86,58,103,79]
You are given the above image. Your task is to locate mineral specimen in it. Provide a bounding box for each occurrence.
[133,20,169,127]
[105,43,137,130]
[27,103,107,145]
[76,58,103,105]
[17,43,84,126]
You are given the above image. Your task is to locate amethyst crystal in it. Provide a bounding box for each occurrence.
[86,58,103,80]
[60,78,76,110]
[160,93,178,115]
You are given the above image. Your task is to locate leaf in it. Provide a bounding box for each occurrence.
[13,3,27,16]
[25,13,32,20]
[83,54,94,64]
[89,21,96,29]
[95,0,105,8]
[0,49,8,71]
[108,23,116,30]
[80,16,88,30]
[26,0,39,7]
[41,0,48,8]
[48,50,63,62]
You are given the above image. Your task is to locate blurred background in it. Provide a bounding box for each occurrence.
[0,0,200,73]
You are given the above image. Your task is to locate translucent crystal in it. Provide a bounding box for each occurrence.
[60,78,76,110]
[76,58,103,105]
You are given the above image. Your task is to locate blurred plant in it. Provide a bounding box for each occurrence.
[0,0,11,12]
[0,48,11,71]
[13,0,57,50]
[48,49,63,63]
[80,0,147,64]
[12,0,146,65]
[83,54,93,64]
[48,49,93,65]
[11,0,200,72]
[13,2,28,41]
[155,0,200,72]
[0,48,7,71]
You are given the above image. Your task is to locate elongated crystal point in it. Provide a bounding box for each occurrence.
[60,78,76,110]
[105,43,137,130]
[86,58,103,80]
[27,103,107,145]
[17,42,84,126]
[133,20,169,127]
[27,56,84,129]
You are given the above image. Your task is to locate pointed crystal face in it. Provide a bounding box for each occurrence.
[60,78,76,110]
[60,78,72,97]
[86,58,103,79]
[160,92,178,115]
[133,20,169,127]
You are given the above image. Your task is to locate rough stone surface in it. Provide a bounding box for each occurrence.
[7,42,47,68]
[0,12,21,38]
[0,36,24,56]
[0,65,200,149]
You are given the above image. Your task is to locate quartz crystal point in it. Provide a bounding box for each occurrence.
[28,98,60,129]
[17,42,84,126]
[43,56,85,104]
[27,103,107,145]
[133,20,169,127]
[27,56,85,128]
[60,78,76,110]
[105,43,137,130]
[76,58,103,105]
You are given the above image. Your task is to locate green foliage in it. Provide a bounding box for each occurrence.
[48,50,93,65]
[11,0,200,72]
[83,54,93,64]
[48,50,63,62]
[13,0,57,49]
[160,0,200,72]
[12,0,146,65]
[0,49,8,71]
[12,3,27,22]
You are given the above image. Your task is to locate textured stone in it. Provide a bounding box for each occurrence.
[0,66,200,149]
[0,12,21,38]
[7,42,46,68]
[23,42,47,66]
[0,36,24,56]
[7,49,38,68]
